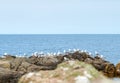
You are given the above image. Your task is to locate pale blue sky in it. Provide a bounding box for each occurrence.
[0,0,120,34]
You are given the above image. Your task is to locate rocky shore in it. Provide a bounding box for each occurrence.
[0,50,120,83]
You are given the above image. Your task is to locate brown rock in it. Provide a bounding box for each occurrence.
[104,63,115,77]
[10,57,57,74]
[28,56,59,67]
[84,58,93,64]
[0,60,10,69]
[115,63,120,77]
[0,67,22,83]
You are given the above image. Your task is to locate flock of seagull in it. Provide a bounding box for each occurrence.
[2,49,104,58]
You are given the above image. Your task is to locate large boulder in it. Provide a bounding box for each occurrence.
[19,60,109,83]
[0,67,22,83]
[103,63,116,77]
[0,60,10,69]
[10,57,57,74]
[115,63,120,77]
[26,56,59,70]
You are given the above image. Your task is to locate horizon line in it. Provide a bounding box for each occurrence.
[0,33,120,35]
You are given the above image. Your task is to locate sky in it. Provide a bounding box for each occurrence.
[0,0,120,34]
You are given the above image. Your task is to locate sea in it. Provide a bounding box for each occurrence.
[0,34,120,64]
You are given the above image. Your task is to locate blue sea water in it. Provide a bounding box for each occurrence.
[0,34,120,64]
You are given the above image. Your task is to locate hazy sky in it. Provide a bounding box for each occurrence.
[0,0,120,34]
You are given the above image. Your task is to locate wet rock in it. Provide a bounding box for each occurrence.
[92,63,104,71]
[92,60,108,71]
[103,63,115,77]
[115,63,120,77]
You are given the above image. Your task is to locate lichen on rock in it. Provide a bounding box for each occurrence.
[18,60,110,83]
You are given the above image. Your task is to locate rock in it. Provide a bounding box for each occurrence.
[18,60,105,83]
[103,63,115,77]
[63,53,73,60]
[74,76,90,83]
[54,55,64,63]
[10,57,57,74]
[84,58,93,64]
[28,56,58,66]
[27,56,38,64]
[0,60,10,69]
[0,51,118,83]
[0,67,22,83]
[10,58,24,71]
[93,63,104,71]
[71,51,90,61]
[3,55,16,60]
[115,63,120,77]
[27,56,59,70]
[37,56,58,66]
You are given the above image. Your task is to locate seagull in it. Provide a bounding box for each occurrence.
[15,55,19,57]
[88,52,92,55]
[63,50,66,53]
[76,49,80,51]
[18,55,22,57]
[4,53,8,56]
[34,52,38,56]
[84,50,87,52]
[57,51,61,55]
[39,51,44,55]
[47,52,51,56]
[68,49,72,52]
[100,55,104,59]
[23,53,27,57]
[64,57,69,61]
[73,49,77,52]
[95,51,98,55]
[53,53,56,56]
[1,55,5,58]
[81,50,84,52]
